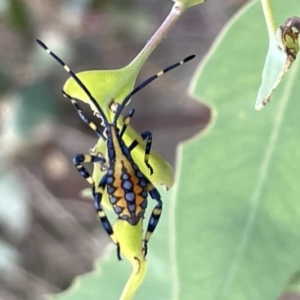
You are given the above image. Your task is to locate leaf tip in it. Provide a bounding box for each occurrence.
[255,102,265,111]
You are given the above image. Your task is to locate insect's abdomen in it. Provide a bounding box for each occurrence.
[106,161,148,225]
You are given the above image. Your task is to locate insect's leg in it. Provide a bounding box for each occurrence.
[128,131,153,175]
[119,109,135,137]
[140,131,153,174]
[73,153,106,185]
[143,184,163,257]
[63,91,106,140]
[119,107,153,174]
[74,155,121,259]
[94,175,121,260]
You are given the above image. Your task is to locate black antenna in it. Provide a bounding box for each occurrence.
[113,54,196,123]
[36,39,109,126]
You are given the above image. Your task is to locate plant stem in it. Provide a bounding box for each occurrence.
[129,2,187,70]
[260,0,276,37]
[119,258,148,300]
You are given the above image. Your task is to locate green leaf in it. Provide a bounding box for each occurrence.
[48,188,173,300]
[254,34,288,110]
[176,0,300,299]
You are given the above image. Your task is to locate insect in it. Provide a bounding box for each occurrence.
[37,39,195,259]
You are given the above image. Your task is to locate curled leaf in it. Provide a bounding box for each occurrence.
[255,16,300,110]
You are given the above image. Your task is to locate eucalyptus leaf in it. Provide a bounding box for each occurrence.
[254,35,288,110]
[179,0,300,299]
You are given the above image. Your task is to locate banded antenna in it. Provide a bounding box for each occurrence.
[113,54,195,122]
[37,39,195,126]
[36,39,109,127]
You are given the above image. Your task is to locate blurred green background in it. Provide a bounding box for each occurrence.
[0,0,248,299]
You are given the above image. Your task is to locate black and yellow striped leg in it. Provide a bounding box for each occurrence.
[73,153,120,257]
[143,184,163,257]
[62,91,106,140]
[94,175,121,260]
[141,131,153,175]
[120,108,153,174]
[119,109,135,138]
[73,153,106,185]
[128,131,153,175]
